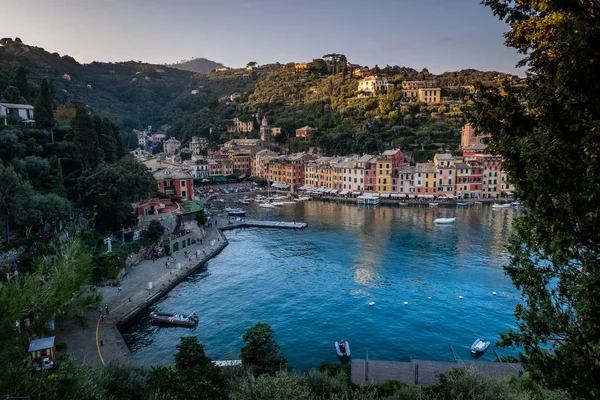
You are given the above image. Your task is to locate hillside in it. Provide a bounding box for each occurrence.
[168,61,517,156]
[0,38,218,134]
[168,57,224,73]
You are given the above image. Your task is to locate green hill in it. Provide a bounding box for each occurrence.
[168,57,225,73]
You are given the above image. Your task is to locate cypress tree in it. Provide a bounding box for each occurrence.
[15,66,28,100]
[73,107,102,170]
[35,79,54,134]
[55,158,67,198]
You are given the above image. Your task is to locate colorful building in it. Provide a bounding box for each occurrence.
[376,149,405,193]
[434,153,456,196]
[153,169,194,200]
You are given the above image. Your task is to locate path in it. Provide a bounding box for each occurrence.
[56,213,230,365]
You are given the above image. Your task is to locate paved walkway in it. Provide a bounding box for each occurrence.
[56,213,231,365]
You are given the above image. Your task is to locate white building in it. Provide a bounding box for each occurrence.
[189,136,208,155]
[0,103,34,125]
[358,76,392,97]
[163,137,181,155]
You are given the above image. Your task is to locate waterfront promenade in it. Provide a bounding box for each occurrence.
[56,217,305,365]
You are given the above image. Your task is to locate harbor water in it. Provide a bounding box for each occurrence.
[120,202,520,370]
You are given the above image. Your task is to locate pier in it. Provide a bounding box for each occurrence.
[351,358,524,386]
[220,219,307,231]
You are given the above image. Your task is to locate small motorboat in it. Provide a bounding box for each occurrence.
[150,311,198,327]
[429,202,439,207]
[335,340,351,364]
[492,203,512,209]
[470,338,491,357]
[271,202,284,207]
[227,208,246,217]
[259,203,276,209]
[456,202,469,208]
[511,202,523,208]
[434,217,456,224]
[240,200,250,205]
[296,196,311,202]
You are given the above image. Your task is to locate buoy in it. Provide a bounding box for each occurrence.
[492,292,497,296]
[368,302,375,307]
[217,321,221,325]
[459,296,463,300]
[404,301,408,306]
[428,297,432,300]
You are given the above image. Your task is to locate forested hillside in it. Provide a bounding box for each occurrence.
[168,57,224,73]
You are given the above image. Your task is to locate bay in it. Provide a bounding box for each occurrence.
[120,202,519,370]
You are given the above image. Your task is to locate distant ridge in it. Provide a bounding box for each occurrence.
[168,57,225,74]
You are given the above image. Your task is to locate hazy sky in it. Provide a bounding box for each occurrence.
[1,0,523,75]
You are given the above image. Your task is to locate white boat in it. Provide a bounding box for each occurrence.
[429,202,439,207]
[240,200,250,205]
[434,217,456,224]
[511,201,523,208]
[282,201,296,205]
[474,201,483,205]
[492,203,512,209]
[296,196,311,202]
[470,338,491,357]
[226,208,246,216]
[271,202,284,207]
[259,203,276,209]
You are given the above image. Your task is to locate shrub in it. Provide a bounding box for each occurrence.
[55,342,68,351]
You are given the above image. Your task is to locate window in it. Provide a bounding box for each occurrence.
[181,190,187,198]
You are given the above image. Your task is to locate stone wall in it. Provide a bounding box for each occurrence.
[0,247,24,268]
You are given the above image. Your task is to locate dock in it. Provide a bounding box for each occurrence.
[220,219,307,231]
[351,359,524,386]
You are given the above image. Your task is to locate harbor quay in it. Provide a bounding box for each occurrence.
[55,216,307,366]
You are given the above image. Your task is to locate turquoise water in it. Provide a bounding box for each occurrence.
[120,202,520,370]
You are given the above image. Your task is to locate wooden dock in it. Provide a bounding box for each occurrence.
[220,219,308,231]
[351,358,524,386]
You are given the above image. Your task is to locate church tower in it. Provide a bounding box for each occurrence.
[260,116,272,142]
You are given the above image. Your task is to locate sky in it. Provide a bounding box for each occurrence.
[1,0,524,75]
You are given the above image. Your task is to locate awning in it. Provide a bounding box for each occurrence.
[339,190,349,196]
[422,194,435,199]
[380,193,391,198]
[446,194,455,198]
[329,190,338,195]
[352,191,362,195]
[407,194,416,198]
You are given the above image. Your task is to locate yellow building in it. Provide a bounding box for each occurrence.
[295,63,308,73]
[402,80,442,103]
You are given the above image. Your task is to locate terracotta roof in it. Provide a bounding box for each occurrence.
[153,169,192,180]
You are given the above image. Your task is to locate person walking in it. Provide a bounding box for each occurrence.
[98,307,102,318]
[118,286,122,294]
[105,304,109,315]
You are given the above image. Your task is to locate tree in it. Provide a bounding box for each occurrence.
[54,158,67,198]
[15,193,71,237]
[54,104,76,122]
[145,220,164,242]
[72,107,102,170]
[240,322,289,375]
[34,79,54,133]
[15,66,28,100]
[0,164,33,244]
[10,156,50,188]
[246,61,257,68]
[195,212,207,227]
[78,156,155,231]
[152,337,224,399]
[1,86,22,103]
[472,1,600,398]
[309,58,328,75]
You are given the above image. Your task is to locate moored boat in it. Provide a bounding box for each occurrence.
[491,203,512,209]
[456,202,469,207]
[470,338,490,357]
[150,311,198,326]
[334,339,351,364]
[271,202,284,207]
[429,202,439,207]
[434,217,456,224]
[296,196,311,201]
[227,208,246,216]
[259,203,276,209]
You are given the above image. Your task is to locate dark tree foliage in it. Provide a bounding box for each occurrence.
[72,107,102,170]
[151,337,224,400]
[78,156,155,231]
[15,66,27,99]
[240,322,289,376]
[34,79,54,131]
[472,1,600,398]
[145,220,164,242]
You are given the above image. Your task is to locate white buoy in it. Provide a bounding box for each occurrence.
[404,301,408,306]
[428,296,432,300]
[492,292,497,296]
[368,302,375,307]
[459,295,463,300]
